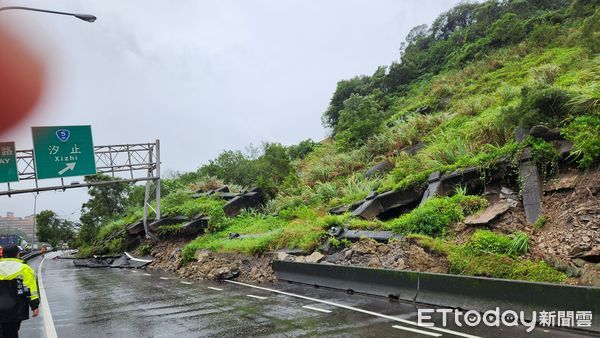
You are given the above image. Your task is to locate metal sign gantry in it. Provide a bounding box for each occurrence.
[0,140,162,238]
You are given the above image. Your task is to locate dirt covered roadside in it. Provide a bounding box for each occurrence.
[147,239,276,284]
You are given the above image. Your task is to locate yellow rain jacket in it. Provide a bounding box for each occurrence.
[0,258,39,321]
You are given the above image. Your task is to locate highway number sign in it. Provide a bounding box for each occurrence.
[32,126,97,179]
[0,142,19,183]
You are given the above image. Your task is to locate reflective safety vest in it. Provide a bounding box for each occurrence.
[0,258,39,322]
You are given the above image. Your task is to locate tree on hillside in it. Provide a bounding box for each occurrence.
[256,143,293,197]
[79,174,131,244]
[334,93,387,150]
[36,210,75,247]
[198,150,257,187]
[322,67,387,133]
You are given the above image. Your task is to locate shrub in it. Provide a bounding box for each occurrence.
[562,115,600,168]
[466,230,513,255]
[137,243,152,256]
[516,84,573,128]
[509,231,530,256]
[386,193,487,237]
[530,64,561,85]
[157,223,185,236]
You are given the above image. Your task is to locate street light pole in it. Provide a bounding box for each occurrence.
[32,192,38,249]
[0,6,96,22]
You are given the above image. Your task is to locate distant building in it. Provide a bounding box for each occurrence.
[0,212,35,242]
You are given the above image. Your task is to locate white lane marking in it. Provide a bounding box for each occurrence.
[130,270,138,273]
[246,294,268,300]
[124,252,154,263]
[37,256,58,338]
[393,325,442,337]
[302,305,332,313]
[160,277,170,280]
[225,280,480,338]
[143,273,151,276]
[181,281,193,285]
[207,286,223,291]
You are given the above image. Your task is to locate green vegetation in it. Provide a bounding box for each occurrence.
[35,210,76,248]
[448,246,567,283]
[386,192,487,237]
[180,209,334,263]
[74,0,597,285]
[534,215,548,231]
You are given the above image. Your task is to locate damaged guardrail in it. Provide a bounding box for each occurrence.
[272,261,600,333]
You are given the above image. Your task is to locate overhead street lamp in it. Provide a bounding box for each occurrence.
[0,6,97,22]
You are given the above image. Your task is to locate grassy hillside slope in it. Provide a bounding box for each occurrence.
[80,0,599,283]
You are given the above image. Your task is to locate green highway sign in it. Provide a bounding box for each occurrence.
[32,126,97,180]
[0,142,19,183]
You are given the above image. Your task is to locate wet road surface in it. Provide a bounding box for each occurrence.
[20,253,597,337]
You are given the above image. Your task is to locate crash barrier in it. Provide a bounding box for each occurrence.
[73,252,153,269]
[272,261,600,333]
[21,251,41,262]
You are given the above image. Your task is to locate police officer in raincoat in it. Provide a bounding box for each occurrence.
[0,245,39,338]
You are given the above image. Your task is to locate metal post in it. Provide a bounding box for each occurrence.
[155,139,161,221]
[142,181,151,239]
[32,193,38,249]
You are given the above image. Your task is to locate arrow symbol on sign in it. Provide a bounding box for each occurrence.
[58,162,76,175]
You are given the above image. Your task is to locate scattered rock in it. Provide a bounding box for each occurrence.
[196,249,211,263]
[276,252,289,261]
[464,201,511,225]
[580,265,600,287]
[212,266,240,280]
[305,252,325,263]
[544,255,580,277]
[545,174,578,193]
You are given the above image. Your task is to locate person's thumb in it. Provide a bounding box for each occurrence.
[0,26,45,134]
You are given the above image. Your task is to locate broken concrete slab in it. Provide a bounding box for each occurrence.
[126,220,146,236]
[519,152,543,224]
[420,171,442,206]
[437,167,481,196]
[149,215,189,230]
[530,125,564,141]
[223,187,264,217]
[553,140,573,158]
[177,217,209,236]
[74,253,153,269]
[464,201,511,226]
[329,205,349,215]
[352,188,422,219]
[328,200,364,215]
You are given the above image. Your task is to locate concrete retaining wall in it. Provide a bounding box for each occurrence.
[272,261,600,333]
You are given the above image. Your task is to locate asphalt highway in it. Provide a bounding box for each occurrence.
[18,253,597,337]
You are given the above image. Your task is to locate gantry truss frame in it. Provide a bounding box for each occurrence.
[0,140,162,237]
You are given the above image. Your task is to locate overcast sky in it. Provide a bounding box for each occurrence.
[0,0,460,221]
